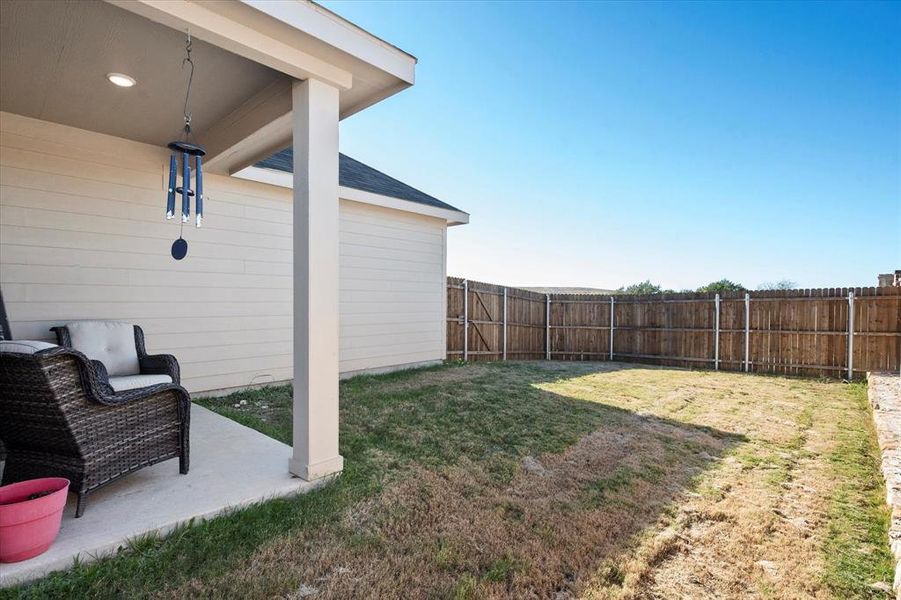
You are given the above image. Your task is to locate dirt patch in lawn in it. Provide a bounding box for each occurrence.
[612,412,830,599]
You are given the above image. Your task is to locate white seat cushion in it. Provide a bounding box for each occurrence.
[65,321,140,376]
[108,374,172,392]
[0,340,57,354]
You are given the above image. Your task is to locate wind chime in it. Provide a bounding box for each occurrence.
[166,34,205,260]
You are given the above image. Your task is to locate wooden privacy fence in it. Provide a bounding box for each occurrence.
[447,277,901,378]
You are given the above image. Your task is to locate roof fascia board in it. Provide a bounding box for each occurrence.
[233,166,469,225]
[105,0,353,90]
[339,185,469,226]
[241,1,416,85]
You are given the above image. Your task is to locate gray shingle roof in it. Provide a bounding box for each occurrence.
[256,149,463,214]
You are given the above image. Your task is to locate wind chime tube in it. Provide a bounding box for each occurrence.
[194,155,203,227]
[181,152,190,223]
[166,155,177,219]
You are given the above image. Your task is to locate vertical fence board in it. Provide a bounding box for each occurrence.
[446,277,464,360]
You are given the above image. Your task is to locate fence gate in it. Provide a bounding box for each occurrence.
[447,278,549,361]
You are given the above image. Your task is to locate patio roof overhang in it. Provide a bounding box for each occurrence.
[0,0,416,174]
[1,0,418,484]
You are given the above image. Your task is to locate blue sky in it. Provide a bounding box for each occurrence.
[324,1,901,290]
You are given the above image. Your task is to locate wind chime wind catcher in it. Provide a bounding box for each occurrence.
[166,33,205,260]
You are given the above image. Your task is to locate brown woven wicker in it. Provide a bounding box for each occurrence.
[0,347,190,517]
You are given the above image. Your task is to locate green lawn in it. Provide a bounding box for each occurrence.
[5,362,893,599]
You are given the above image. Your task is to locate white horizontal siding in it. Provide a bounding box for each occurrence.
[338,200,446,374]
[0,113,448,392]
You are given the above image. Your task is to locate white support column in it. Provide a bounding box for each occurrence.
[744,292,750,372]
[847,291,855,380]
[289,78,343,481]
[609,296,615,361]
[463,279,469,361]
[502,287,508,361]
[714,294,721,370]
[545,294,551,360]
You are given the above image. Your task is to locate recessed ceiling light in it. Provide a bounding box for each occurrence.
[106,73,136,88]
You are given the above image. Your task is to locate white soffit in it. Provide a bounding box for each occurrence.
[0,0,286,148]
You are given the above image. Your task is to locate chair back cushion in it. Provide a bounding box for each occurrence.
[65,321,139,376]
[0,340,57,354]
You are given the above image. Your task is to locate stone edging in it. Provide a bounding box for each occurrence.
[867,372,901,597]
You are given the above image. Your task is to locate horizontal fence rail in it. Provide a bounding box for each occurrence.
[447,277,901,379]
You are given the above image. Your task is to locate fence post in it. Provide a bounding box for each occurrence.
[463,279,469,361]
[714,294,721,370]
[503,287,508,361]
[545,294,551,360]
[847,291,855,379]
[744,292,750,372]
[609,296,615,361]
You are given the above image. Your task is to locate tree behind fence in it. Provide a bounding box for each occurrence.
[447,277,901,378]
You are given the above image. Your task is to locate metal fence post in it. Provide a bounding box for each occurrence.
[463,279,469,361]
[545,294,551,360]
[847,291,855,379]
[503,287,508,361]
[714,294,721,370]
[609,296,615,361]
[744,292,750,372]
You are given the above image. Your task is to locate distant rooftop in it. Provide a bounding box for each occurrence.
[522,287,618,295]
[256,149,464,214]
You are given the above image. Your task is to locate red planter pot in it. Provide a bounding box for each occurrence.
[0,478,70,563]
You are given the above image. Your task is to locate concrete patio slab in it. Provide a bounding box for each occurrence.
[0,404,320,587]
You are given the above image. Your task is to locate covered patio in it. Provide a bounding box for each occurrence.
[0,0,416,585]
[0,405,320,586]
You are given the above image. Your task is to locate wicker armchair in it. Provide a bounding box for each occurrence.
[0,343,190,517]
[52,322,180,392]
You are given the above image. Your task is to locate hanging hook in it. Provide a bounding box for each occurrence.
[182,32,194,138]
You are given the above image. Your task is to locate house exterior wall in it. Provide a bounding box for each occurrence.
[0,113,447,393]
[339,199,446,376]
